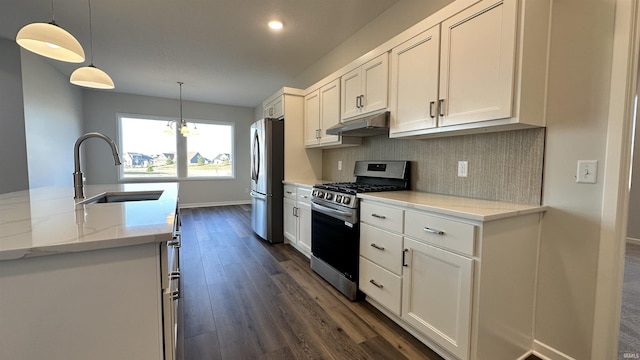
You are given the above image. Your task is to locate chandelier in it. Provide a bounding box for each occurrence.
[165,82,198,137]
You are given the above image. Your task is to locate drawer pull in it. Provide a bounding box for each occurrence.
[301,195,308,199]
[369,279,384,289]
[370,243,385,251]
[371,213,386,219]
[423,227,445,235]
[286,191,293,194]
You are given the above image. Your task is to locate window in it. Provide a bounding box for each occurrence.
[186,122,234,178]
[119,116,177,178]
[118,115,234,180]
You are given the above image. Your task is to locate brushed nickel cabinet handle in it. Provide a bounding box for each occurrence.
[369,279,384,289]
[429,101,436,118]
[370,243,385,251]
[402,249,408,267]
[439,99,445,117]
[371,213,386,219]
[424,227,445,235]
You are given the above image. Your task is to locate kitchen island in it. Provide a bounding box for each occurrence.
[0,183,180,360]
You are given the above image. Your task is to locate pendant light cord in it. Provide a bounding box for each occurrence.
[88,0,94,64]
[178,82,184,125]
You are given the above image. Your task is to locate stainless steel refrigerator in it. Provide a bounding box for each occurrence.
[250,118,284,243]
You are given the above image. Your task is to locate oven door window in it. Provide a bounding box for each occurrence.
[311,210,360,280]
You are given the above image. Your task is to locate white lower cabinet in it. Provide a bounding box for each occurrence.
[402,237,473,360]
[283,184,312,257]
[358,199,541,360]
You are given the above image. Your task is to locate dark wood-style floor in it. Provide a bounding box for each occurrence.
[176,205,543,360]
[177,205,444,360]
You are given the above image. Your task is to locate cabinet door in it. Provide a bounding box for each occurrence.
[283,197,297,244]
[341,67,362,120]
[304,90,320,146]
[361,53,389,114]
[297,203,312,255]
[402,237,473,360]
[438,0,517,126]
[389,26,440,137]
[319,79,341,145]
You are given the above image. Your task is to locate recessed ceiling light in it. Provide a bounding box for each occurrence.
[268,21,283,30]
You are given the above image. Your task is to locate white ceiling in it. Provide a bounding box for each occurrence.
[0,0,399,107]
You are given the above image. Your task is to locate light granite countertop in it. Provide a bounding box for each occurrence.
[282,179,327,188]
[0,182,178,261]
[358,191,546,222]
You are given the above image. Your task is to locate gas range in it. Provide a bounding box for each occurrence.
[311,160,410,210]
[309,160,410,301]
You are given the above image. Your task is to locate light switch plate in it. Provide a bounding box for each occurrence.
[576,160,597,184]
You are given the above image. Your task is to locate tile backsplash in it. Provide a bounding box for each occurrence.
[322,128,545,205]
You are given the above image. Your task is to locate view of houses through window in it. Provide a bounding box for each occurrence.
[118,115,234,179]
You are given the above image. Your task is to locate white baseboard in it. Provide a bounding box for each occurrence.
[533,340,576,360]
[626,237,640,245]
[179,200,251,209]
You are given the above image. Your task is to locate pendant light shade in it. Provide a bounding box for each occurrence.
[69,0,115,90]
[70,65,114,89]
[16,21,85,63]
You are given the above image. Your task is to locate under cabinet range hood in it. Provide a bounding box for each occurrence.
[325,111,389,137]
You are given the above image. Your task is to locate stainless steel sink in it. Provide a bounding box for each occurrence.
[78,190,164,205]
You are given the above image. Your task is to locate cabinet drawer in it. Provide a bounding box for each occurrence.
[297,187,312,207]
[360,223,403,275]
[404,211,475,256]
[284,184,297,199]
[361,201,403,233]
[359,257,402,316]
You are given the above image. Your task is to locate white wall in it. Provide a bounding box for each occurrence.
[21,50,83,189]
[81,91,254,206]
[535,0,615,358]
[627,95,640,240]
[0,39,29,194]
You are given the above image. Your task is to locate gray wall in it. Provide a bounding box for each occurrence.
[291,0,454,90]
[81,91,254,206]
[628,94,640,240]
[0,39,29,193]
[21,50,83,189]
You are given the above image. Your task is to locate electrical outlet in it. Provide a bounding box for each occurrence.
[576,160,597,183]
[338,160,343,171]
[458,161,468,177]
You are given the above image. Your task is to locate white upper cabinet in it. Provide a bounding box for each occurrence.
[305,79,361,148]
[341,53,389,121]
[304,90,321,146]
[389,25,440,136]
[319,79,341,145]
[438,0,516,126]
[390,0,550,138]
[263,96,283,118]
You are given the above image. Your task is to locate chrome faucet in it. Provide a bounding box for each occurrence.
[73,132,122,200]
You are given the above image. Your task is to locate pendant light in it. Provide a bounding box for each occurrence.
[70,0,114,89]
[164,82,191,137]
[178,82,190,136]
[16,0,85,63]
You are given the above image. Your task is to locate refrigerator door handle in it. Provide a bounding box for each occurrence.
[250,190,267,200]
[251,130,260,182]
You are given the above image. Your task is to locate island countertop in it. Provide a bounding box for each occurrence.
[0,182,179,261]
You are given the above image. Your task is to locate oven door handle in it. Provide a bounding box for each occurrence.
[311,201,353,219]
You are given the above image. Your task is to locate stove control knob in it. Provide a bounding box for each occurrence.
[343,197,351,205]
[335,195,343,203]
[316,191,324,198]
[325,193,333,200]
